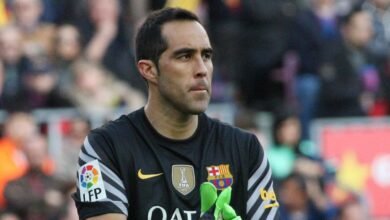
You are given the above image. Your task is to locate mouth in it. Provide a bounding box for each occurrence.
[190,83,208,92]
[190,87,208,92]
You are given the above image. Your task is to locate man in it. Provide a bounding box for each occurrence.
[73,7,279,220]
[4,134,63,219]
[317,7,379,118]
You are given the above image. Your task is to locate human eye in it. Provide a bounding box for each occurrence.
[177,53,192,61]
[202,51,213,61]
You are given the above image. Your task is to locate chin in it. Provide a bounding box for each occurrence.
[186,107,207,115]
[185,103,209,115]
[172,96,210,115]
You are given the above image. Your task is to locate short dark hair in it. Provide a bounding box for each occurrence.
[135,8,200,66]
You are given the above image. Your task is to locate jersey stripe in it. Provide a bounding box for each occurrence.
[100,198,128,216]
[104,180,128,204]
[266,195,278,220]
[79,150,128,203]
[251,182,275,219]
[81,139,126,189]
[83,137,101,160]
[247,164,272,213]
[77,136,129,216]
[248,152,267,190]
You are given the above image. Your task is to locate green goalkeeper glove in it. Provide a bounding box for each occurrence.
[200,182,242,220]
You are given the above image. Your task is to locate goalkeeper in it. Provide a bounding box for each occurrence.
[73,7,279,220]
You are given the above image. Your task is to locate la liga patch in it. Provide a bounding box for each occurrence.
[78,160,107,202]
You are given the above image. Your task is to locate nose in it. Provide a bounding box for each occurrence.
[194,56,209,78]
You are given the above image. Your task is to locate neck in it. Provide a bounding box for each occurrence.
[144,103,199,140]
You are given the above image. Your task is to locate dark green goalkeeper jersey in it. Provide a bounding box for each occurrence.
[73,108,279,220]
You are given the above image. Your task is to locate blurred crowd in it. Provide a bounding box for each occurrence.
[0,0,390,219]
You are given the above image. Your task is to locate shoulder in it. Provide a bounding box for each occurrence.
[94,115,130,136]
[92,108,143,138]
[205,114,256,141]
[86,109,144,153]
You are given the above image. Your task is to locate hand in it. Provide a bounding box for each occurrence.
[96,20,118,40]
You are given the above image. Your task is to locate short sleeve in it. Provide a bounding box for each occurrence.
[73,130,129,219]
[246,134,279,220]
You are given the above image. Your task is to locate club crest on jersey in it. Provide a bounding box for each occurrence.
[172,165,195,196]
[78,160,107,202]
[206,164,233,190]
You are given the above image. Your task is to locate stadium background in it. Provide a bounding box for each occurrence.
[0,0,389,219]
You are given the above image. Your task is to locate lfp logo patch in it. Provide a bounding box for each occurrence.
[206,164,233,190]
[80,164,99,189]
[78,160,107,202]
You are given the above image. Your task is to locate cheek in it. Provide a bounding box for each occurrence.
[159,74,184,96]
[208,62,214,72]
[159,64,189,86]
[206,62,213,77]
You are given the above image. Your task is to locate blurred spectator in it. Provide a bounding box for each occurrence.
[235,0,297,112]
[54,24,81,63]
[60,187,78,220]
[0,59,3,93]
[74,0,146,94]
[318,6,381,117]
[289,0,341,139]
[54,118,90,187]
[363,0,390,115]
[0,25,26,68]
[20,57,73,110]
[233,107,270,149]
[0,2,383,218]
[278,173,327,220]
[10,0,56,58]
[82,0,120,62]
[0,211,20,220]
[334,0,365,16]
[0,112,37,208]
[336,196,369,220]
[268,109,304,180]
[267,110,302,156]
[378,55,390,115]
[267,108,336,218]
[66,60,145,115]
[54,24,82,92]
[0,25,29,111]
[4,133,65,220]
[206,0,241,103]
[0,0,10,26]
[363,0,390,60]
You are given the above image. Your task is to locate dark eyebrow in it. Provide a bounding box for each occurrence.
[172,48,196,57]
[202,48,213,55]
[172,47,213,57]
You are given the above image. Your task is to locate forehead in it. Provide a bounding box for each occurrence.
[161,20,211,50]
[350,12,371,24]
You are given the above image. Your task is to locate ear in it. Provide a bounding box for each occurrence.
[137,60,158,85]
